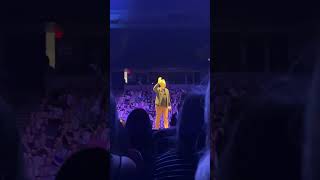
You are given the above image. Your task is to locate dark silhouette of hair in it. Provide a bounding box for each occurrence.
[125,108,152,156]
[176,93,205,154]
[218,91,303,180]
[125,108,153,180]
[0,98,24,180]
[195,82,211,180]
[55,148,110,180]
[109,95,137,180]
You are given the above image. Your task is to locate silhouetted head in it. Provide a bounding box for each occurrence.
[125,108,152,151]
[55,148,110,180]
[218,87,304,180]
[195,82,211,180]
[177,93,205,154]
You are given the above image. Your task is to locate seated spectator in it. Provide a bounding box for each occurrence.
[125,108,153,180]
[217,86,303,180]
[152,111,177,155]
[196,83,211,180]
[176,93,206,154]
[153,93,206,180]
[110,93,137,180]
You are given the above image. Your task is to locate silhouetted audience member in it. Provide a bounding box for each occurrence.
[125,108,153,180]
[109,93,137,180]
[126,108,153,156]
[0,98,24,180]
[152,128,177,155]
[110,93,129,155]
[196,83,211,180]
[218,87,303,180]
[55,148,109,180]
[153,93,206,180]
[152,113,177,156]
[176,93,206,154]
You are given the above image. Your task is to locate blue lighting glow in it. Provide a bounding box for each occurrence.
[110,10,128,29]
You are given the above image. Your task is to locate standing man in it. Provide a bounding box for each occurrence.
[153,77,171,129]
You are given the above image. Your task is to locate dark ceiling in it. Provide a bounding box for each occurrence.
[214,0,317,29]
[2,0,318,36]
[2,0,317,26]
[1,0,107,37]
[1,0,107,24]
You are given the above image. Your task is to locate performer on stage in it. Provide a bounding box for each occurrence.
[153,77,171,129]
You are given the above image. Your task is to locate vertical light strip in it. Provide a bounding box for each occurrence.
[124,69,128,83]
[45,22,56,68]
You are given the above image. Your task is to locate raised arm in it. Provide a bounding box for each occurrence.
[153,77,162,93]
[153,83,160,93]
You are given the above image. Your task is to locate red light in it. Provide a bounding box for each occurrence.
[54,25,63,39]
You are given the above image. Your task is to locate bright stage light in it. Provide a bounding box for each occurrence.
[124,68,128,83]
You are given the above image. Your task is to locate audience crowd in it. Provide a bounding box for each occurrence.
[20,90,109,180]
[212,74,310,180]
[115,86,191,128]
[110,83,210,180]
[3,72,311,180]
[1,80,212,180]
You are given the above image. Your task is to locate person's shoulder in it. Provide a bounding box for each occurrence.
[111,154,136,171]
[111,154,137,179]
[121,156,137,170]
